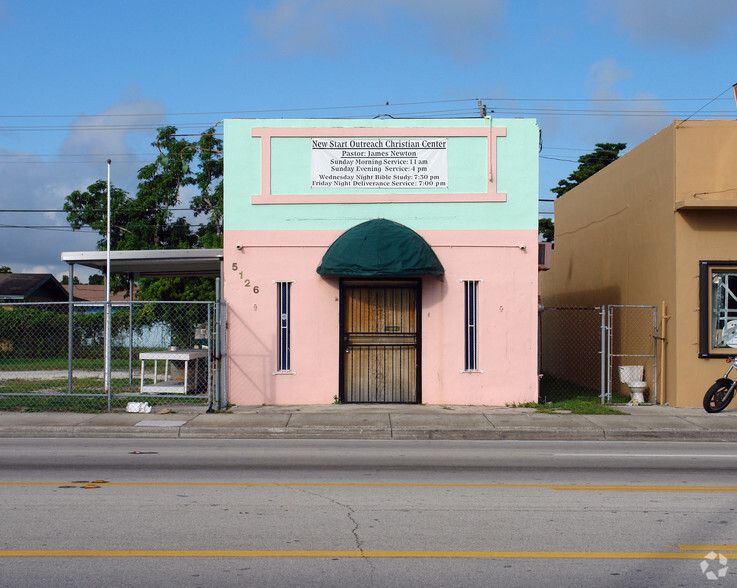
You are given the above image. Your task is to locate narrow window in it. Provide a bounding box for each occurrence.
[276,282,291,371]
[464,280,479,371]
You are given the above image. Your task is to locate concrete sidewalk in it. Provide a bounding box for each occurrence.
[0,403,736,441]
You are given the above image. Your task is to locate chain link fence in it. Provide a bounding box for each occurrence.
[607,305,658,404]
[539,305,657,404]
[0,301,218,412]
[539,306,605,404]
[1,299,657,410]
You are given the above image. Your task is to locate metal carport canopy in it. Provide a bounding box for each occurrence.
[61,249,224,278]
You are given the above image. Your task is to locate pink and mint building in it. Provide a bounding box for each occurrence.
[223,118,539,405]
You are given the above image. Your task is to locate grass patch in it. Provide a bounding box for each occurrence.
[513,398,627,415]
[0,377,208,412]
[528,399,627,415]
[522,373,630,415]
[0,350,167,372]
[0,394,119,413]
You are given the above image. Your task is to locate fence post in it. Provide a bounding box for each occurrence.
[652,306,659,404]
[128,274,134,384]
[206,300,212,403]
[600,306,607,404]
[608,305,614,403]
[215,278,223,410]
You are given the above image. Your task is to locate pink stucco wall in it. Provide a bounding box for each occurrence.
[224,229,538,406]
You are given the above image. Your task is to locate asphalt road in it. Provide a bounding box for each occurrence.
[0,438,736,587]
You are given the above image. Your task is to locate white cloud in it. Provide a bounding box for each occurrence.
[60,99,165,158]
[249,0,337,53]
[589,0,737,47]
[0,97,167,276]
[0,152,100,275]
[401,0,507,61]
[581,58,671,146]
[249,0,506,61]
[586,58,632,100]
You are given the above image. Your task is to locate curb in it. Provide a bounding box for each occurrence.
[2,424,737,441]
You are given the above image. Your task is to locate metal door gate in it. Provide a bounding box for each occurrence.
[341,281,420,403]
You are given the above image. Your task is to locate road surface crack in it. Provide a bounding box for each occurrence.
[292,487,376,580]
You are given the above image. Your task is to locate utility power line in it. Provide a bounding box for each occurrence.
[0,96,733,119]
[0,96,733,130]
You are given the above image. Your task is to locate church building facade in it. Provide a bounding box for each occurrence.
[223,117,539,405]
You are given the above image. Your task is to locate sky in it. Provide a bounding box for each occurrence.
[1,0,736,281]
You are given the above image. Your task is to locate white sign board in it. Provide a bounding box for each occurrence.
[311,138,448,189]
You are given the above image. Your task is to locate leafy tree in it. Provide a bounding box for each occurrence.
[60,275,80,285]
[0,306,70,358]
[540,142,627,243]
[189,127,224,248]
[551,142,627,198]
[88,274,104,285]
[0,266,10,273]
[64,182,134,250]
[64,126,223,301]
[134,126,199,249]
[538,218,555,243]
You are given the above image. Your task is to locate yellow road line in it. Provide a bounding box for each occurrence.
[679,545,737,552]
[0,482,548,487]
[0,549,723,559]
[551,485,737,492]
[0,482,735,492]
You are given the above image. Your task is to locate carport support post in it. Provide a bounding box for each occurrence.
[67,263,74,395]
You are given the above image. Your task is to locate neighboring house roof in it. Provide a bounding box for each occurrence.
[0,273,68,302]
[62,284,138,302]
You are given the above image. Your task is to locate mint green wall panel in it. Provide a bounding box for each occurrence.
[224,118,538,232]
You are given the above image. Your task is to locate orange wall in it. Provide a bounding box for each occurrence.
[540,125,677,402]
[540,124,676,304]
[540,120,737,407]
[674,122,737,406]
[674,120,737,205]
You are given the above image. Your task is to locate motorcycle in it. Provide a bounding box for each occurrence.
[703,356,737,413]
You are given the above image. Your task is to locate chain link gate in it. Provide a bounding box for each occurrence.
[538,306,606,404]
[539,304,658,404]
[0,300,219,412]
[606,305,658,404]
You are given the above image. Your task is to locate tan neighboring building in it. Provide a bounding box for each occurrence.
[539,119,737,407]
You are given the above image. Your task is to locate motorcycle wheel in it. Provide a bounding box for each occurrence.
[703,380,735,413]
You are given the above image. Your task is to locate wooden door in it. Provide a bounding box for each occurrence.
[341,282,419,403]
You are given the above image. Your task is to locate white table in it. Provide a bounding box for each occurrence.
[139,349,208,394]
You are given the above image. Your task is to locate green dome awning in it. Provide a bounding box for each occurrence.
[317,219,444,277]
